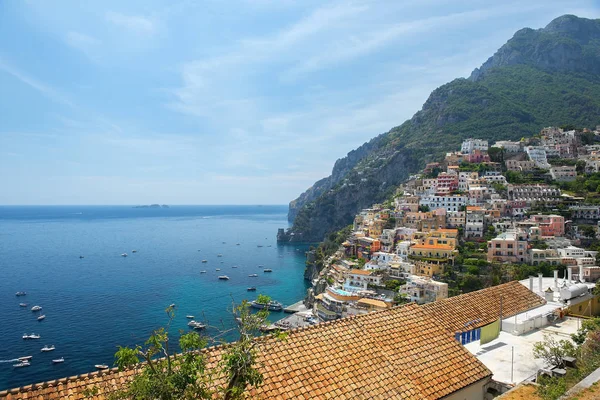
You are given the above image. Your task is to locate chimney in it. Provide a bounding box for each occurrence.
[538,273,543,292]
[553,270,558,290]
[529,276,534,292]
[568,267,573,284]
[579,264,585,283]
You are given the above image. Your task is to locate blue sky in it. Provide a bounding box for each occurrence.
[1,1,598,205]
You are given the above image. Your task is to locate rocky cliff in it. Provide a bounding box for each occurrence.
[283,15,600,243]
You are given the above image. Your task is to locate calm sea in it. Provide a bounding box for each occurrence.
[0,205,310,390]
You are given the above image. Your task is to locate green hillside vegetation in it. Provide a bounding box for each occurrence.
[287,15,600,243]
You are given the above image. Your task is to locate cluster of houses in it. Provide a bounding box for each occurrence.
[309,127,600,324]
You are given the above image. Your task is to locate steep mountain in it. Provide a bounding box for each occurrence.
[283,15,600,243]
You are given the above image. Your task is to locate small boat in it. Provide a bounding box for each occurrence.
[31,305,42,312]
[187,321,206,330]
[121,253,128,257]
[263,269,273,273]
[18,356,32,361]
[169,303,176,308]
[257,245,263,248]
[236,243,240,246]
[15,291,27,297]
[23,334,41,340]
[41,345,55,352]
[249,300,283,311]
[200,270,207,274]
[232,265,238,268]
[216,268,221,271]
[220,261,224,264]
[79,255,84,259]
[217,254,222,257]
[201,260,208,263]
[247,287,257,291]
[13,362,30,368]
[132,250,137,253]
[257,265,264,268]
[52,358,65,364]
[248,274,258,277]
[218,275,230,280]
[267,245,272,247]
[37,315,46,321]
[186,315,195,319]
[222,242,226,244]
[95,364,109,370]
[19,303,27,307]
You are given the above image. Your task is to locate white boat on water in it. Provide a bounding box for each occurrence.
[15,291,27,297]
[248,274,258,277]
[215,268,221,271]
[19,303,27,307]
[187,321,206,330]
[18,356,32,361]
[41,345,55,352]
[95,364,109,370]
[52,358,65,364]
[31,305,42,312]
[217,254,222,257]
[218,275,230,280]
[186,315,195,319]
[201,260,208,263]
[37,315,46,321]
[121,253,128,257]
[200,270,207,274]
[13,361,30,368]
[23,334,41,340]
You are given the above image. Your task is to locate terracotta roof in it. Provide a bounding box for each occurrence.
[0,303,491,400]
[347,269,372,275]
[421,281,546,333]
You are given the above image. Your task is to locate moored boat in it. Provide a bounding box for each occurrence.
[186,315,195,319]
[31,305,42,312]
[37,314,46,321]
[249,300,283,311]
[201,260,208,263]
[52,358,65,364]
[121,253,128,257]
[13,362,30,368]
[263,269,273,273]
[218,275,230,280]
[19,303,27,307]
[248,274,258,277]
[41,345,55,352]
[200,270,207,273]
[95,364,109,370]
[15,291,26,296]
[247,287,257,291]
[187,320,206,330]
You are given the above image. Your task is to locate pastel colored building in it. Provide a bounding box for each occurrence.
[487,230,528,263]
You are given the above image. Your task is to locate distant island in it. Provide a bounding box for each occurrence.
[132,204,169,209]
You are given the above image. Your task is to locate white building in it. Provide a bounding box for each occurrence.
[492,140,522,153]
[465,210,485,239]
[550,166,577,182]
[400,275,448,304]
[525,146,550,168]
[461,139,488,154]
[343,269,382,291]
[458,171,478,191]
[419,195,467,213]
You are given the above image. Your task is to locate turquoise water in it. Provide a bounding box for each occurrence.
[0,206,310,390]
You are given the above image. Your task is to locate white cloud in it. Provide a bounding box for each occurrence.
[65,31,101,58]
[0,58,75,107]
[106,11,156,35]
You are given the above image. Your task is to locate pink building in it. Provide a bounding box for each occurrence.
[436,173,459,195]
[465,150,491,164]
[529,214,565,237]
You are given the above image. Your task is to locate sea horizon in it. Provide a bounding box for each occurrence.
[0,205,310,390]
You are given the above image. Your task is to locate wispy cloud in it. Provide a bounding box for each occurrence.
[0,58,75,107]
[65,31,101,58]
[106,11,156,35]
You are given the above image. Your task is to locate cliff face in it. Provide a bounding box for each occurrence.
[284,15,600,243]
[287,134,385,222]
